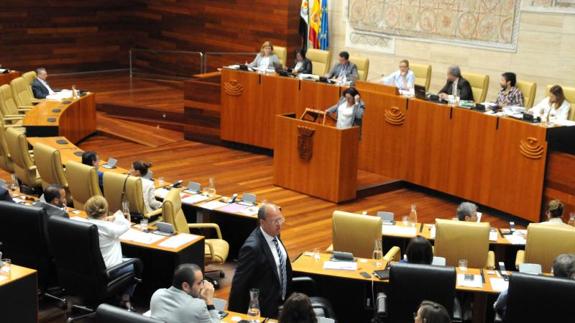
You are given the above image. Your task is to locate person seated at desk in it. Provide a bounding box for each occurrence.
[438,66,474,102]
[0,184,14,203]
[381,59,415,94]
[150,263,219,323]
[403,236,433,265]
[326,51,358,84]
[33,184,68,218]
[414,300,452,323]
[495,72,524,107]
[494,253,575,317]
[325,87,365,129]
[279,293,318,323]
[85,195,136,310]
[290,49,313,75]
[129,160,162,213]
[31,67,56,99]
[82,151,104,193]
[540,199,573,229]
[530,85,571,122]
[456,202,478,222]
[248,41,281,71]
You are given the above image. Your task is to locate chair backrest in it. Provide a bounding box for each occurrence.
[22,71,37,85]
[162,189,189,234]
[0,201,54,288]
[64,161,102,209]
[462,72,489,103]
[273,46,287,67]
[332,210,382,258]
[516,80,536,108]
[33,143,68,189]
[350,56,370,81]
[504,273,575,323]
[5,127,39,187]
[95,304,164,323]
[523,223,575,272]
[10,77,34,107]
[546,84,575,121]
[411,63,432,91]
[306,48,331,76]
[388,263,456,322]
[103,172,146,215]
[0,121,15,173]
[434,219,490,268]
[0,84,20,115]
[47,216,108,302]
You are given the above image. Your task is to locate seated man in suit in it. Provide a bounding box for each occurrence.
[31,67,56,99]
[33,184,68,218]
[326,51,359,84]
[229,203,291,318]
[150,263,219,323]
[456,202,478,222]
[438,65,474,101]
[495,72,524,107]
[540,199,573,229]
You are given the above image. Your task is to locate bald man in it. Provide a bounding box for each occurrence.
[228,203,292,318]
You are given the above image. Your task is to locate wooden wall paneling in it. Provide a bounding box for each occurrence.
[220,69,260,145]
[259,75,300,149]
[297,81,341,118]
[184,73,222,144]
[544,152,575,222]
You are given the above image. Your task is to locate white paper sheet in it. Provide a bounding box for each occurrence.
[456,274,483,288]
[323,261,358,271]
[181,194,210,205]
[198,200,228,210]
[238,206,259,217]
[489,231,499,242]
[490,278,509,292]
[382,225,417,237]
[121,229,164,245]
[505,234,526,245]
[158,234,199,249]
[154,188,170,199]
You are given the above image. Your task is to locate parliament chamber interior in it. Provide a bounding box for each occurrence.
[1,1,575,323]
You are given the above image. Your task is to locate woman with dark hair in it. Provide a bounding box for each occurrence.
[414,300,451,323]
[530,85,571,121]
[405,236,433,265]
[291,49,313,75]
[129,160,162,213]
[279,293,317,323]
[326,87,365,129]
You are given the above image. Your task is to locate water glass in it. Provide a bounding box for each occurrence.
[158,177,165,187]
[207,177,216,197]
[312,248,321,262]
[140,218,149,232]
[568,213,575,227]
[458,259,468,272]
[10,174,18,191]
[1,258,11,275]
[373,239,384,268]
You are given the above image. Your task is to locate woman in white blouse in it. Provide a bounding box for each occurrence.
[130,160,162,213]
[530,85,571,122]
[326,87,365,129]
[86,196,135,310]
[247,41,281,71]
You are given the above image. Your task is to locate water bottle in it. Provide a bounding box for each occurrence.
[373,239,384,268]
[247,289,260,322]
[409,204,418,227]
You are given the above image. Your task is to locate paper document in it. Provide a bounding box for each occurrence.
[121,229,164,245]
[238,206,259,217]
[181,194,210,205]
[382,225,417,237]
[198,200,228,210]
[158,234,199,249]
[490,278,509,292]
[323,261,358,271]
[218,203,249,214]
[505,233,526,245]
[489,231,499,242]
[154,188,170,199]
[456,274,483,288]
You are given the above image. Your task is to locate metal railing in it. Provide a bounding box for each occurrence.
[203,51,257,73]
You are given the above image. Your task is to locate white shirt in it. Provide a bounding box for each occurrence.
[258,56,271,70]
[259,227,287,287]
[36,77,55,95]
[382,70,415,92]
[88,211,130,268]
[451,78,459,96]
[293,61,303,73]
[531,97,571,122]
[541,217,574,230]
[336,101,355,129]
[142,177,162,213]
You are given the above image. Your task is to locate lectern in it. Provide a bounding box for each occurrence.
[273,113,359,203]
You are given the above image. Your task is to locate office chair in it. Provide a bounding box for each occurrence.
[103,172,162,222]
[10,76,39,108]
[65,160,102,209]
[0,84,32,117]
[33,142,69,191]
[47,216,142,322]
[350,56,370,81]
[94,304,164,323]
[383,263,457,323]
[411,63,432,92]
[306,48,331,76]
[5,127,42,193]
[462,72,489,103]
[0,118,21,172]
[515,223,575,272]
[516,80,537,108]
[504,273,575,323]
[22,71,37,85]
[289,276,337,320]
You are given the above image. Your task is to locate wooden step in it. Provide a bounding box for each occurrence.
[96,113,183,147]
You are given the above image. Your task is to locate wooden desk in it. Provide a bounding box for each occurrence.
[23,93,96,144]
[0,70,21,86]
[222,311,276,322]
[0,265,38,323]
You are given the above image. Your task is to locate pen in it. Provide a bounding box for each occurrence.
[480,268,486,284]
[419,223,424,233]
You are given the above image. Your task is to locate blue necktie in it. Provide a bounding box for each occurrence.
[272,237,287,299]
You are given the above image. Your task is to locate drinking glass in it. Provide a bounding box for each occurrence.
[568,213,575,227]
[247,288,260,322]
[373,239,384,268]
[158,177,165,187]
[140,218,149,232]
[313,248,321,262]
[207,177,216,197]
[458,259,468,272]
[1,258,11,275]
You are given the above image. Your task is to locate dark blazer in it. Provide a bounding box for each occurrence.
[228,228,292,318]
[33,201,68,219]
[292,58,312,74]
[438,77,474,101]
[0,187,14,203]
[31,78,50,99]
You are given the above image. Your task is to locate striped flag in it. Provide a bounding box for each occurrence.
[299,0,309,49]
[318,0,329,50]
[309,0,321,49]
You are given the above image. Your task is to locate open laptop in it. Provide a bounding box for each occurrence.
[414,84,427,100]
[102,157,118,169]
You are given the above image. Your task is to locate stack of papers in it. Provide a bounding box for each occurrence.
[47,90,74,101]
[238,206,259,217]
[199,200,228,210]
[121,229,164,245]
[505,233,526,245]
[382,225,417,237]
[323,261,358,271]
[456,274,483,288]
[181,194,210,205]
[158,234,199,249]
[218,203,249,214]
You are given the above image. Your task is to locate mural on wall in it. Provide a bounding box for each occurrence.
[347,0,521,51]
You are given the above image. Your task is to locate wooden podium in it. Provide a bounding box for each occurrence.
[273,113,359,203]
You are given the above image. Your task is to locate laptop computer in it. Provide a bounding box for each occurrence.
[102,157,118,169]
[414,84,427,100]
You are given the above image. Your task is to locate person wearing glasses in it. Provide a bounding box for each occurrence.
[381,59,415,94]
[229,203,291,318]
[150,263,219,323]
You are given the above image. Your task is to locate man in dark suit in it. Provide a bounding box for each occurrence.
[228,203,291,318]
[438,65,474,101]
[33,184,68,218]
[31,67,55,99]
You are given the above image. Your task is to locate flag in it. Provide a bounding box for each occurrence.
[299,0,309,50]
[309,0,321,49]
[318,0,329,50]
